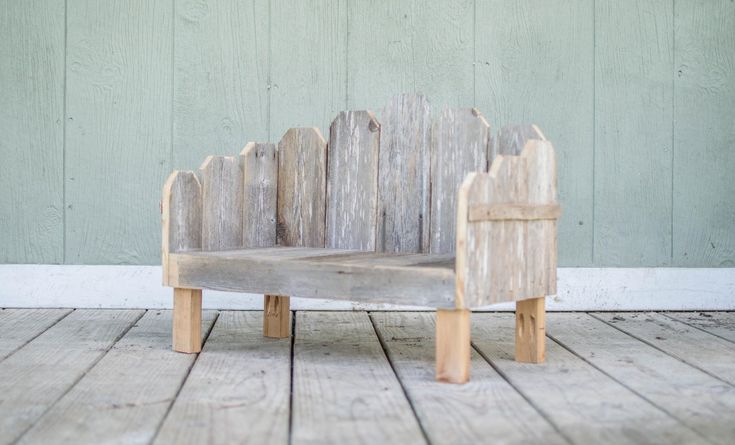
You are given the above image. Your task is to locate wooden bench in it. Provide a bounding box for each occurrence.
[162,94,560,383]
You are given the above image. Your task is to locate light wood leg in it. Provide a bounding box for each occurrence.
[264,295,290,338]
[515,296,546,363]
[436,308,471,383]
[173,288,202,353]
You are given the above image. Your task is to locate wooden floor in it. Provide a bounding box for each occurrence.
[1,310,734,445]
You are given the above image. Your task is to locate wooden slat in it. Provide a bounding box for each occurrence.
[371,312,565,444]
[0,310,143,445]
[292,311,424,444]
[469,204,561,222]
[168,251,455,307]
[0,309,72,361]
[154,311,290,445]
[377,94,432,253]
[326,110,380,250]
[199,156,243,251]
[162,171,202,285]
[430,108,490,254]
[472,313,703,444]
[18,310,217,445]
[240,142,277,248]
[277,127,327,248]
[548,313,735,445]
[594,312,735,386]
[666,312,735,343]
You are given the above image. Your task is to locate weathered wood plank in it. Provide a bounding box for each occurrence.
[371,312,564,444]
[277,128,327,248]
[18,310,217,445]
[594,312,735,386]
[472,313,702,444]
[241,142,278,248]
[168,251,455,307]
[377,94,432,254]
[0,310,144,445]
[162,171,202,284]
[429,108,490,254]
[666,312,735,343]
[0,0,64,263]
[292,311,424,444]
[326,110,381,251]
[199,156,243,251]
[0,309,72,361]
[154,311,290,445]
[548,312,735,445]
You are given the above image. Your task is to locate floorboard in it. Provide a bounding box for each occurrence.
[665,312,735,343]
[17,310,217,445]
[0,309,144,445]
[0,308,72,361]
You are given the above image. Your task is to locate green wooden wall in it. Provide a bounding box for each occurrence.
[1,0,733,267]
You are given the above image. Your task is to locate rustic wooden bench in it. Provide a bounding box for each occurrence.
[162,94,559,383]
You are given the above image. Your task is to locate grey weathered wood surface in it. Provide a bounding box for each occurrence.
[292,311,425,444]
[162,171,202,284]
[0,309,71,361]
[594,312,735,386]
[371,312,565,444]
[548,312,735,445]
[326,110,381,250]
[241,142,277,248]
[18,310,217,445]
[377,94,432,253]
[168,249,455,307]
[0,310,143,445]
[198,156,243,251]
[494,124,545,159]
[155,311,290,445]
[429,108,490,254]
[666,312,735,343]
[472,313,702,444]
[277,128,327,248]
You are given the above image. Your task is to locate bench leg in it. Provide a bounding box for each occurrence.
[173,288,202,353]
[264,295,290,338]
[515,296,546,363]
[436,308,471,383]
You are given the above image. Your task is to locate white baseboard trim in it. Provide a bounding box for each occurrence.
[0,265,733,311]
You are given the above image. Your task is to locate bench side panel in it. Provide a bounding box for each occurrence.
[162,171,202,285]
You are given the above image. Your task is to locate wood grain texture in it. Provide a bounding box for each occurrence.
[472,313,703,444]
[435,309,470,383]
[0,0,64,263]
[18,310,217,445]
[270,0,347,139]
[429,108,490,254]
[155,311,290,445]
[173,288,202,353]
[65,0,172,264]
[346,0,474,109]
[292,311,424,444]
[548,312,735,445]
[0,309,72,361]
[595,312,735,386]
[666,312,735,343]
[0,310,143,445]
[172,0,269,170]
[371,312,565,444]
[162,171,202,284]
[515,297,545,363]
[673,0,735,266]
[326,110,381,250]
[475,0,594,266]
[240,142,277,248]
[594,0,673,266]
[377,94,432,254]
[277,128,327,248]
[198,156,243,251]
[494,124,546,159]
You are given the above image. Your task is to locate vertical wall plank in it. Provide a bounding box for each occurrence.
[198,156,242,250]
[173,0,269,171]
[377,94,432,253]
[673,0,735,266]
[0,0,64,263]
[594,0,674,266]
[66,0,172,264]
[270,0,347,139]
[347,0,474,111]
[430,108,489,254]
[326,110,380,250]
[475,0,594,266]
[241,142,277,248]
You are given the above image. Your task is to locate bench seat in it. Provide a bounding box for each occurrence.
[168,247,457,308]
